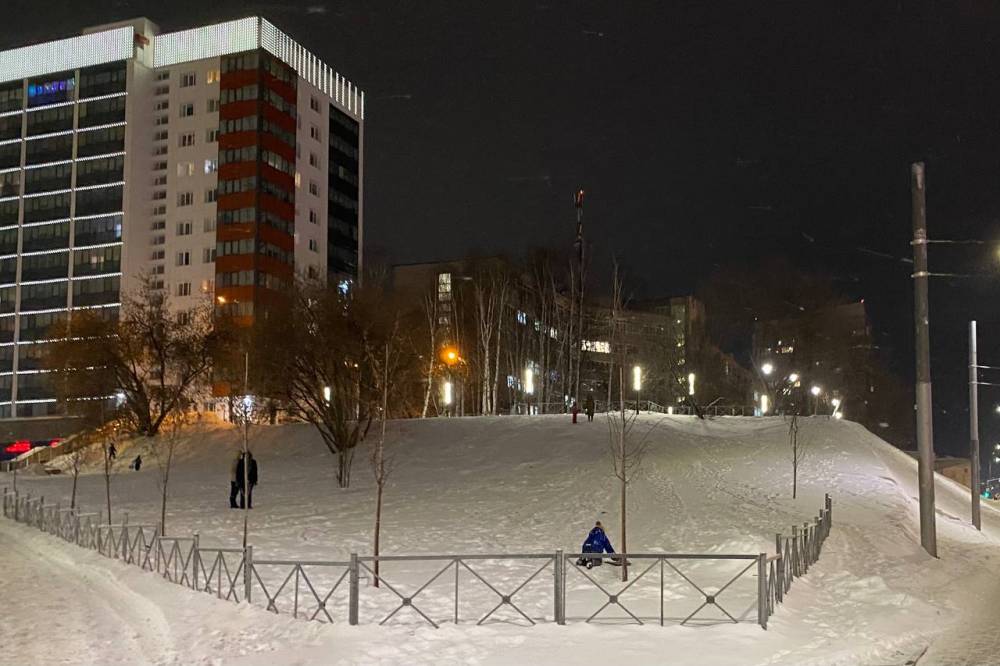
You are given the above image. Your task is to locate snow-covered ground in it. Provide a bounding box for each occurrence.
[4,415,1000,665]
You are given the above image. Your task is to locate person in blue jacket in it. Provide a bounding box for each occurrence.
[576,521,615,568]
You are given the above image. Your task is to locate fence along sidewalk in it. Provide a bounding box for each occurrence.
[0,485,832,631]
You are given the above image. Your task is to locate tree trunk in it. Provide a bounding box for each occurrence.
[338,449,352,488]
[374,480,383,587]
[104,445,112,524]
[70,468,79,510]
[619,371,628,582]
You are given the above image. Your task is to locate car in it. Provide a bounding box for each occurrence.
[0,438,61,462]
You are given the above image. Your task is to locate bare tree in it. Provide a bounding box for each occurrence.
[68,447,85,510]
[789,414,807,499]
[606,366,652,582]
[473,262,509,415]
[102,422,119,523]
[420,292,439,418]
[368,339,403,587]
[152,411,188,536]
[46,279,218,437]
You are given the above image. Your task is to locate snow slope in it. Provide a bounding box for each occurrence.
[5,414,1000,665]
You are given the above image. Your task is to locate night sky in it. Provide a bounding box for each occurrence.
[5,0,1000,456]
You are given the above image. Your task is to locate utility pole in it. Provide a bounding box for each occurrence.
[573,189,586,401]
[242,351,250,549]
[911,161,937,557]
[969,321,981,530]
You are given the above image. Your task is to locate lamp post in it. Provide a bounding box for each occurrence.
[633,365,642,415]
[810,385,822,416]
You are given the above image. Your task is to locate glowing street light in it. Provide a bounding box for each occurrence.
[810,385,822,397]
[633,365,642,415]
[761,362,774,376]
[323,386,331,403]
[688,372,696,397]
[443,381,453,406]
[524,367,534,396]
[760,394,770,415]
[788,372,800,383]
[831,397,841,408]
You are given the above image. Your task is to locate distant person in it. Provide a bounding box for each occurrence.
[108,443,117,460]
[571,400,580,424]
[584,393,595,422]
[131,455,142,471]
[229,454,241,509]
[236,452,258,509]
[575,521,616,568]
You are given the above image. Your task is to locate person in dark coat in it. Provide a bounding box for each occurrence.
[229,454,241,509]
[108,443,117,460]
[584,393,596,422]
[235,452,259,509]
[576,521,615,568]
[571,400,580,424]
[131,455,142,471]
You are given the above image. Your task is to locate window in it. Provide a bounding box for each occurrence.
[308,209,318,224]
[204,188,217,203]
[437,273,452,302]
[206,69,221,84]
[155,85,169,96]
[310,96,320,112]
[177,162,194,177]
[206,128,218,143]
[203,217,216,232]
[200,279,214,293]
[179,103,194,117]
[176,221,192,236]
[180,72,196,88]
[308,239,318,252]
[154,100,169,111]
[177,282,191,296]
[154,130,168,142]
[178,132,195,147]
[207,99,220,113]
[153,161,167,171]
[204,159,217,174]
[152,204,166,216]
[155,71,169,81]
[308,181,319,196]
[176,251,190,266]
[202,247,216,263]
[155,115,168,126]
[177,192,193,206]
[309,152,319,168]
[310,125,321,141]
[151,249,165,261]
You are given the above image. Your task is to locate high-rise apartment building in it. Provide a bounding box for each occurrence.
[0,16,364,418]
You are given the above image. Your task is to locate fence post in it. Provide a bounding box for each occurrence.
[349,552,359,625]
[554,549,565,625]
[243,544,253,603]
[192,533,200,591]
[38,496,44,530]
[757,553,767,629]
[121,512,129,561]
[825,493,832,522]
[775,534,784,603]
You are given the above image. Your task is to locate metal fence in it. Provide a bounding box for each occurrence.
[1,486,831,632]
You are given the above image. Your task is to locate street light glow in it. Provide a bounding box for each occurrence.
[323,386,331,403]
[831,398,841,407]
[525,367,534,395]
[760,394,769,414]
[688,372,696,396]
[810,385,822,397]
[443,381,453,406]
[633,365,642,392]
[788,372,800,383]
[762,362,774,376]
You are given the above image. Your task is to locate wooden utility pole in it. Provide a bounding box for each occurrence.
[911,162,937,557]
[969,321,981,530]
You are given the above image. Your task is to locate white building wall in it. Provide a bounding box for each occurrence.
[294,77,328,281]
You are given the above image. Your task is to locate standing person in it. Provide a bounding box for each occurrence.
[584,393,596,422]
[236,452,259,509]
[229,454,241,509]
[131,454,142,471]
[108,443,117,460]
[571,400,580,424]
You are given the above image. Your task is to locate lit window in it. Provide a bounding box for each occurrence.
[204,159,217,174]
[206,69,220,84]
[581,340,611,354]
[176,162,194,177]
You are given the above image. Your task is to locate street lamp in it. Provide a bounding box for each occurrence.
[810,385,822,416]
[443,381,453,408]
[762,362,774,376]
[633,365,642,415]
[760,394,770,415]
[688,372,696,397]
[323,386,331,403]
[788,372,800,384]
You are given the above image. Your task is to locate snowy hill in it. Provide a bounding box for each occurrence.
[5,414,1000,665]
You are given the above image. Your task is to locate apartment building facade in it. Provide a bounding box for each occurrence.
[0,16,364,417]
